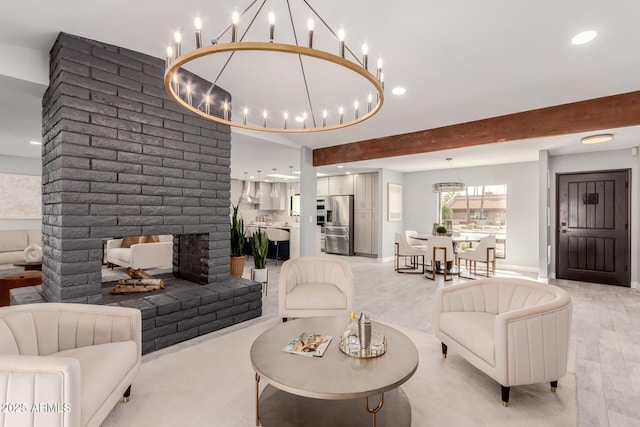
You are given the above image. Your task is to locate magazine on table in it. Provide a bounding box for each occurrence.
[282,333,333,357]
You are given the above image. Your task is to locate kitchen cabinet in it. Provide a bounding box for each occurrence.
[353,172,379,255]
[317,177,329,196]
[329,174,354,195]
[354,173,378,209]
[230,179,242,205]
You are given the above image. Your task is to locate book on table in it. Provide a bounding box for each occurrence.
[283,333,333,357]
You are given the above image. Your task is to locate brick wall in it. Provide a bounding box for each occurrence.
[41,33,232,303]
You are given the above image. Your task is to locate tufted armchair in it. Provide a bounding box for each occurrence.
[434,278,572,406]
[0,303,141,426]
[279,257,354,321]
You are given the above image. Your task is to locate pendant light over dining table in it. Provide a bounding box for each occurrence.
[163,0,385,133]
[432,158,466,193]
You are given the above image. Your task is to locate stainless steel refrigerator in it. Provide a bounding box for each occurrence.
[324,195,354,255]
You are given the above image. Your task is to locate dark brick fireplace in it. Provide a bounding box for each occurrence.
[11,33,262,353]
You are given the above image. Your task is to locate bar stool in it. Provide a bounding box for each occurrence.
[266,228,290,266]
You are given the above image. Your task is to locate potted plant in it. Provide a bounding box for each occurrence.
[250,228,269,283]
[436,225,448,236]
[230,202,245,277]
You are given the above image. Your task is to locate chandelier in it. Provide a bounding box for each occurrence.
[432,158,466,193]
[163,0,385,133]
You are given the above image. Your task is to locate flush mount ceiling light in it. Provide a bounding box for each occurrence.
[29,141,42,145]
[572,30,597,45]
[581,134,613,145]
[164,0,385,133]
[391,87,406,95]
[432,158,465,193]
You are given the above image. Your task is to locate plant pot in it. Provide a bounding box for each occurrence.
[252,268,268,283]
[230,255,246,277]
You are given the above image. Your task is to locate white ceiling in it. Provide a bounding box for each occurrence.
[0,0,639,180]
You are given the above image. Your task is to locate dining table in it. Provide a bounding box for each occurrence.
[412,234,481,276]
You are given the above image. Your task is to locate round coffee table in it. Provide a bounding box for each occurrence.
[250,316,419,426]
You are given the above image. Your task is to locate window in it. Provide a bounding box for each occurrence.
[439,184,507,258]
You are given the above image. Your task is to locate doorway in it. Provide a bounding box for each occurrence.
[556,170,630,287]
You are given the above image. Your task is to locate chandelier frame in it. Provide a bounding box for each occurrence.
[163,0,385,133]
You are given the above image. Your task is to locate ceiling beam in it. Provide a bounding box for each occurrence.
[313,90,640,166]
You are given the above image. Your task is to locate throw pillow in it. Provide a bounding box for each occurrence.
[139,235,160,244]
[120,236,141,248]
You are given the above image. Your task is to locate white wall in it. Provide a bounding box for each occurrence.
[0,155,41,230]
[549,148,639,284]
[403,161,539,269]
[377,168,405,261]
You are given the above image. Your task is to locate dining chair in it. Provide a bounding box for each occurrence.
[394,233,426,274]
[425,235,455,281]
[457,235,496,278]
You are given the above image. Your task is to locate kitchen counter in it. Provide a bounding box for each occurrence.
[244,224,320,258]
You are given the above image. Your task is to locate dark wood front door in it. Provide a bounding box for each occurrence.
[557,170,630,286]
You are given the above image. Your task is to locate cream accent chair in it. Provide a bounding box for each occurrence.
[458,235,496,278]
[279,257,354,322]
[395,233,426,274]
[434,278,572,407]
[106,235,173,270]
[425,235,455,281]
[404,230,426,249]
[0,303,142,426]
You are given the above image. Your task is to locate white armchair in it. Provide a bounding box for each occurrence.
[107,235,173,270]
[434,278,572,406]
[279,256,354,321]
[0,303,142,426]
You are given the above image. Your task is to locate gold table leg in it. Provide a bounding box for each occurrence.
[364,392,384,427]
[255,373,260,426]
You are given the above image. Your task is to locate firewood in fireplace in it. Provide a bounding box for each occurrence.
[110,278,165,294]
[125,267,155,280]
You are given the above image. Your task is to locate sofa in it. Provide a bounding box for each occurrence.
[434,277,572,406]
[0,229,41,265]
[0,303,141,427]
[106,235,173,270]
[279,256,354,321]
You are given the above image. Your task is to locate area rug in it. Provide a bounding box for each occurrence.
[101,319,577,427]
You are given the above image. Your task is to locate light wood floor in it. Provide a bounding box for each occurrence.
[237,254,640,427]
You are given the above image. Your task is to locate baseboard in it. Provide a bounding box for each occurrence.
[378,256,394,263]
[496,263,539,273]
[631,281,639,289]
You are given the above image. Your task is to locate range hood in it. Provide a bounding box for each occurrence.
[241,180,258,204]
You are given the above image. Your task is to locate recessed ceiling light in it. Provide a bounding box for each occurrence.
[337,165,344,168]
[345,171,351,175]
[295,116,304,122]
[572,30,597,45]
[392,87,406,96]
[581,134,613,145]
[29,141,42,145]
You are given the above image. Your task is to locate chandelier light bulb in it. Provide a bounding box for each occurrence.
[186,83,192,105]
[361,43,369,69]
[165,45,173,69]
[283,111,288,129]
[322,109,328,127]
[194,16,202,48]
[307,18,314,48]
[263,109,268,128]
[243,107,248,125]
[354,100,359,119]
[367,92,373,112]
[268,11,275,42]
[338,28,345,57]
[174,30,182,57]
[205,94,211,114]
[223,100,229,120]
[339,105,344,124]
[302,111,308,129]
[231,10,240,42]
[172,73,179,93]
